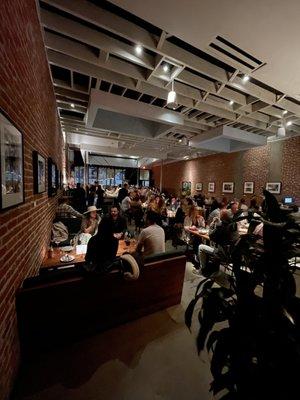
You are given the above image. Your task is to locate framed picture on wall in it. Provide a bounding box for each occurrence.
[208,182,215,193]
[0,110,24,211]
[48,158,57,197]
[243,181,254,194]
[33,151,46,194]
[195,182,202,191]
[266,182,281,194]
[222,182,234,193]
[182,181,191,196]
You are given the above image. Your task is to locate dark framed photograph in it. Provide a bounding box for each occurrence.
[222,182,234,193]
[0,110,24,211]
[48,158,57,197]
[208,182,215,193]
[182,181,191,196]
[195,182,202,191]
[244,181,254,194]
[33,151,46,194]
[266,182,281,194]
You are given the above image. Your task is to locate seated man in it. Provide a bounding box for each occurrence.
[135,211,165,257]
[56,197,83,219]
[197,209,240,274]
[101,205,127,239]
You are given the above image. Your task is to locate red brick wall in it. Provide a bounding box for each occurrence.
[0,1,63,399]
[152,136,300,204]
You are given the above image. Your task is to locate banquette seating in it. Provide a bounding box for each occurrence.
[16,250,186,357]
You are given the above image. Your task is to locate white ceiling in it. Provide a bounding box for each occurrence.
[38,0,300,164]
[111,0,300,98]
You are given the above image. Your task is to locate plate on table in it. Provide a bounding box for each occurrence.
[60,254,75,263]
[60,246,73,252]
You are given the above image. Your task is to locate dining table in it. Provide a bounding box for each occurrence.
[40,239,137,273]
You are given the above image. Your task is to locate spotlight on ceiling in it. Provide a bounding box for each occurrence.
[282,110,288,115]
[178,138,182,143]
[242,75,250,83]
[167,80,177,109]
[71,103,75,108]
[163,64,169,73]
[286,121,293,126]
[229,100,234,106]
[135,44,143,55]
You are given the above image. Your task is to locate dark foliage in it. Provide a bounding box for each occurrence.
[185,190,300,399]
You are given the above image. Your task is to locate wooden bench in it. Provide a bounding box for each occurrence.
[16,251,186,357]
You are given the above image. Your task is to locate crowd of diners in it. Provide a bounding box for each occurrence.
[53,181,267,274]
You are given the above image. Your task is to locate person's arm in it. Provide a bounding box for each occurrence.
[135,231,145,253]
[67,204,83,219]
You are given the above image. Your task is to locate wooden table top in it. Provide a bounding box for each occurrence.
[41,239,137,270]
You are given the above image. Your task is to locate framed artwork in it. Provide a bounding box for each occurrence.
[222,182,234,193]
[48,158,57,197]
[266,182,281,194]
[244,181,254,194]
[208,182,215,193]
[33,151,46,194]
[182,181,191,196]
[0,110,24,211]
[195,182,202,191]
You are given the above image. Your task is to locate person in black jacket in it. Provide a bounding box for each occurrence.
[72,183,86,213]
[117,182,129,205]
[197,209,240,274]
[84,206,127,272]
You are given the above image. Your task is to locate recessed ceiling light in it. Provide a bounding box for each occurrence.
[178,139,182,143]
[229,100,234,106]
[242,75,250,83]
[71,103,75,108]
[282,110,288,115]
[135,44,143,55]
[163,64,169,73]
[286,121,293,126]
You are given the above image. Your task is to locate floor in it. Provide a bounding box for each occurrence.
[12,262,214,400]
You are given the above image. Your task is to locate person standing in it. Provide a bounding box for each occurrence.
[72,183,86,213]
[96,184,105,209]
[117,182,129,205]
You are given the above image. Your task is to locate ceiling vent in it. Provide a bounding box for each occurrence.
[209,36,265,72]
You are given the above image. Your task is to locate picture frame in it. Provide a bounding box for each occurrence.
[182,181,191,196]
[33,151,46,194]
[48,157,57,197]
[208,182,215,193]
[195,182,202,191]
[222,182,234,193]
[266,182,281,194]
[243,181,254,194]
[0,110,24,211]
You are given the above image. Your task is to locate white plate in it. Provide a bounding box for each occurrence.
[60,255,75,263]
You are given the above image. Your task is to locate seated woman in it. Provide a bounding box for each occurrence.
[81,206,101,236]
[84,217,119,273]
[183,206,206,254]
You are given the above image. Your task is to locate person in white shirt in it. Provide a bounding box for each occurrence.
[239,197,248,211]
[135,211,165,257]
[121,195,131,212]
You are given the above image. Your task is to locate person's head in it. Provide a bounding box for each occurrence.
[124,182,129,189]
[76,182,81,189]
[230,201,239,214]
[240,197,246,205]
[220,209,230,221]
[110,206,119,220]
[84,206,98,219]
[220,202,226,210]
[94,181,98,186]
[146,210,159,226]
[58,196,69,205]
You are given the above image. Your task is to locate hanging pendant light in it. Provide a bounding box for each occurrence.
[167,80,177,109]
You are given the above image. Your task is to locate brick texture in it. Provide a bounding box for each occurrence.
[0,1,63,399]
[152,137,300,204]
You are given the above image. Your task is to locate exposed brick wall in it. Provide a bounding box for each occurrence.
[0,1,63,399]
[152,137,300,204]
